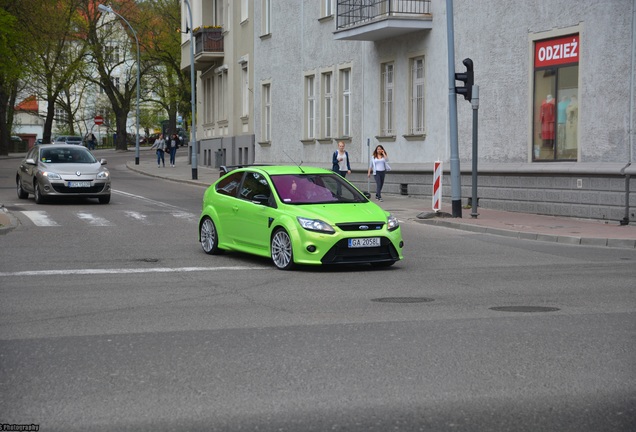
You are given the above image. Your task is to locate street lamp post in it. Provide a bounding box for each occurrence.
[98,4,141,165]
[183,0,197,180]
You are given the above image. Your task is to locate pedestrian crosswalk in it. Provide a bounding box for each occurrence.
[17,209,198,227]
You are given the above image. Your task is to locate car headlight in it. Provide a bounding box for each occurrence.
[387,214,399,231]
[297,217,335,234]
[42,171,62,180]
[97,171,109,179]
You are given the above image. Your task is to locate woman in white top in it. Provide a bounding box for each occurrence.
[367,144,391,201]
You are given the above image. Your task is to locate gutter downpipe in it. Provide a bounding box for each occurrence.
[622,0,636,225]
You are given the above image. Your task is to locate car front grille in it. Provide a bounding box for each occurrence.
[336,222,385,232]
[51,184,106,194]
[321,237,399,265]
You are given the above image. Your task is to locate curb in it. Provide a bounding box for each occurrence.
[0,205,18,235]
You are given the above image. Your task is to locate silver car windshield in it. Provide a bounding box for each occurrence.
[40,148,97,164]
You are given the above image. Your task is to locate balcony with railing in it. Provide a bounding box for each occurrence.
[194,27,224,69]
[335,0,432,41]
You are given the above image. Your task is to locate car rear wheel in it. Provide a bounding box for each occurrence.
[16,178,28,199]
[34,182,45,204]
[271,228,294,270]
[200,217,221,255]
[98,195,111,204]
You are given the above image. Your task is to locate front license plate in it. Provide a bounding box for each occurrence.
[348,237,381,248]
[68,181,91,188]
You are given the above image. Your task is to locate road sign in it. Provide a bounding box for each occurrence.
[94,116,104,125]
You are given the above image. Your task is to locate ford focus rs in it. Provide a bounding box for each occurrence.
[199,165,403,270]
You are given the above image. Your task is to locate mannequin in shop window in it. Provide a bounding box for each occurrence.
[557,96,570,146]
[540,94,556,147]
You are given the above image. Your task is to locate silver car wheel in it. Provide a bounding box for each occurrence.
[34,182,44,204]
[271,229,294,270]
[16,178,28,199]
[200,217,219,254]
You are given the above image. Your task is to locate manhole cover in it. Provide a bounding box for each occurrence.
[372,297,434,304]
[490,306,560,313]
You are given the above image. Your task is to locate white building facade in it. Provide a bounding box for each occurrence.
[188,0,635,222]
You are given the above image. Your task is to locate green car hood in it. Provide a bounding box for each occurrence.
[284,201,389,224]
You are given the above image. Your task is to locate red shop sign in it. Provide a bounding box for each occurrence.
[535,34,579,68]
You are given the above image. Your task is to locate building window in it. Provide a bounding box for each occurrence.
[305,75,316,139]
[322,0,334,17]
[262,83,271,141]
[241,62,249,117]
[381,62,394,136]
[105,44,119,65]
[321,72,333,138]
[241,0,248,22]
[339,68,351,137]
[216,67,228,122]
[204,76,214,123]
[262,0,271,35]
[410,56,425,134]
[532,34,579,161]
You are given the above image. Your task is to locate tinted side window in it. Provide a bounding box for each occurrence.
[216,172,243,197]
[239,171,272,202]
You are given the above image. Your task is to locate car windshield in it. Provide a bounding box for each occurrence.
[40,148,97,164]
[271,173,367,204]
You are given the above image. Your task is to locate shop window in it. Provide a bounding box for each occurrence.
[532,34,579,161]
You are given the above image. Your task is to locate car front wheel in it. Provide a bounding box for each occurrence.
[98,195,111,204]
[200,217,221,255]
[34,182,45,204]
[16,178,28,199]
[271,228,294,270]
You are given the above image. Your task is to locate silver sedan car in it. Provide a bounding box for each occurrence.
[16,144,111,204]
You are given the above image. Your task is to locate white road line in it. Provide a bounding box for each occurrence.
[0,266,269,277]
[76,211,113,226]
[22,211,60,227]
[124,210,148,223]
[171,211,197,221]
[112,190,181,209]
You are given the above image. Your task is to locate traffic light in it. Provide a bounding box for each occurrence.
[455,58,474,101]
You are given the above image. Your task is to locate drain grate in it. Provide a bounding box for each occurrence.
[490,306,560,313]
[372,297,435,304]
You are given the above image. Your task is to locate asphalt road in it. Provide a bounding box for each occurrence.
[1,150,635,431]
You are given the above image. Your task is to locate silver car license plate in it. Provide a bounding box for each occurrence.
[68,181,91,188]
[348,237,381,248]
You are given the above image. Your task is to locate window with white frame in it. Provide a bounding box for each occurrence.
[410,56,425,134]
[381,62,394,136]
[105,44,119,65]
[216,67,228,122]
[241,62,249,117]
[322,0,334,17]
[339,68,351,137]
[262,83,271,141]
[321,71,333,138]
[262,0,271,35]
[204,76,214,124]
[305,75,316,139]
[241,0,248,22]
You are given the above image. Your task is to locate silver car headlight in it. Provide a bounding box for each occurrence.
[97,171,109,179]
[42,171,62,180]
[387,214,399,231]
[297,217,335,234]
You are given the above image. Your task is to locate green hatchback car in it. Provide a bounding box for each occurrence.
[199,165,404,270]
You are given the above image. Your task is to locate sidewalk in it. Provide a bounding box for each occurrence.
[125,152,636,249]
[2,149,636,248]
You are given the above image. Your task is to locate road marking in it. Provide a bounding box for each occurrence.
[21,211,60,226]
[76,211,113,226]
[0,266,269,277]
[124,210,148,222]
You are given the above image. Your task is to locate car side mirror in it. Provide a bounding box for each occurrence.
[252,194,270,206]
[25,158,36,166]
[100,159,107,165]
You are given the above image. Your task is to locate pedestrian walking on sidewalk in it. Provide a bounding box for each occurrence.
[368,144,391,201]
[151,134,166,167]
[332,141,351,178]
[168,133,180,167]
